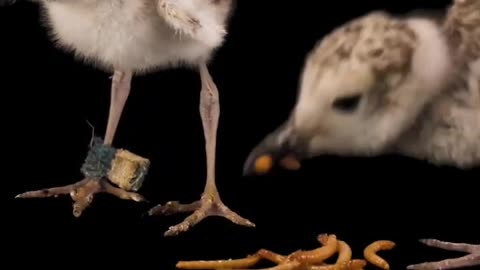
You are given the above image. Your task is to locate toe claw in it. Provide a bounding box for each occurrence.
[130,193,146,202]
[243,219,256,227]
[418,239,428,244]
[147,204,166,216]
[164,222,192,237]
[72,203,87,218]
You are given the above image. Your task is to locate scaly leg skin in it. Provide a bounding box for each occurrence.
[148,63,255,236]
[15,177,144,217]
[15,70,144,217]
[407,239,480,270]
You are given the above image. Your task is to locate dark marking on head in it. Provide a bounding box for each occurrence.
[370,48,384,57]
[336,43,352,59]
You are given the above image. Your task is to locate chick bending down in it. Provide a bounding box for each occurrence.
[14,0,254,236]
[244,1,479,269]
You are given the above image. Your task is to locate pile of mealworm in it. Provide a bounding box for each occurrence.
[176,234,396,270]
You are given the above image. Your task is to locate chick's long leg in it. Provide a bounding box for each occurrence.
[148,63,255,236]
[15,70,144,217]
[407,239,480,270]
[104,70,132,145]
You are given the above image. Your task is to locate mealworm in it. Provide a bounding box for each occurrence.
[309,259,366,270]
[257,261,304,270]
[289,234,338,264]
[279,155,301,171]
[258,249,288,264]
[176,254,261,269]
[254,155,274,174]
[317,234,352,268]
[316,234,329,245]
[363,240,396,270]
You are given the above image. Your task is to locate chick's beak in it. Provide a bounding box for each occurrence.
[242,131,305,176]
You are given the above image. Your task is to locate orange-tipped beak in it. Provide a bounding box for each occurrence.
[243,121,306,176]
[248,153,302,176]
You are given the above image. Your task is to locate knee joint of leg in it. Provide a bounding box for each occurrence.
[201,90,219,105]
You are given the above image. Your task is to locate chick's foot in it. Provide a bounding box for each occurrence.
[16,177,145,217]
[407,239,480,270]
[148,189,255,237]
[15,137,149,217]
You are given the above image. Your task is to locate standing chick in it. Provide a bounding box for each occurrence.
[13,0,254,236]
[243,1,479,269]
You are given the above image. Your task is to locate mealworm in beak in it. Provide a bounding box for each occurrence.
[279,155,301,171]
[254,155,274,174]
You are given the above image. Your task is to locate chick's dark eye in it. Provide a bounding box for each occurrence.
[332,94,362,112]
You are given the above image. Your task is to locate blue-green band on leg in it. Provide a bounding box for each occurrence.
[80,137,116,179]
[79,137,150,191]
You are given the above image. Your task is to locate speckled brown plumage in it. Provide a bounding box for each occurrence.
[244,2,479,269]
[443,0,480,63]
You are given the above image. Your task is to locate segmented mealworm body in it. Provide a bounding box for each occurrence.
[289,234,338,264]
[258,249,288,264]
[363,240,396,270]
[309,259,367,270]
[175,235,394,270]
[317,234,352,268]
[176,254,261,269]
[236,261,305,270]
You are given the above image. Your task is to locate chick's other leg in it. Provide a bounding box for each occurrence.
[104,70,132,145]
[148,63,255,236]
[407,239,480,270]
[15,70,145,217]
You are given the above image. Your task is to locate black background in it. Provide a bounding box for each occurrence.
[2,1,479,269]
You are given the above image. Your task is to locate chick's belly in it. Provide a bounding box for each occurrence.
[49,13,213,71]
[68,34,213,72]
